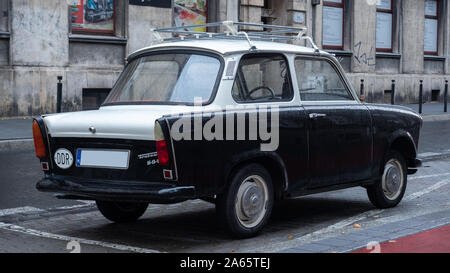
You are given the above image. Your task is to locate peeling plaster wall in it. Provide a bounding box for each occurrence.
[127,4,172,55]
[1,0,450,117]
[11,0,69,66]
[0,0,124,117]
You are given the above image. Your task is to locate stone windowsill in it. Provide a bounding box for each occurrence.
[325,50,353,57]
[424,55,446,61]
[376,52,402,59]
[69,34,127,45]
[0,32,10,39]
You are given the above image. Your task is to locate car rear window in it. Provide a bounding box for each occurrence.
[103,53,222,105]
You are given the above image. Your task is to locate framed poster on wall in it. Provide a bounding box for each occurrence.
[173,0,208,32]
[71,0,115,35]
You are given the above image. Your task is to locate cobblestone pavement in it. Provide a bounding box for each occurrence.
[0,157,449,253]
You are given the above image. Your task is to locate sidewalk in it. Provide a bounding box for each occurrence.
[0,118,33,152]
[279,208,450,253]
[353,224,450,253]
[0,118,32,140]
[403,102,450,122]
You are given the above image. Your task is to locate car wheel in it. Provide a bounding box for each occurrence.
[216,163,274,238]
[96,201,148,223]
[367,150,407,209]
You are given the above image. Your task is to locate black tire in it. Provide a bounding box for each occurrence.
[367,150,407,209]
[216,163,274,238]
[96,201,148,223]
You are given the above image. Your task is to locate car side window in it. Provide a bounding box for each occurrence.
[294,57,353,101]
[232,54,293,103]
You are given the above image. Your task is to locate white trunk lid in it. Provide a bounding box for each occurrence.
[43,105,192,141]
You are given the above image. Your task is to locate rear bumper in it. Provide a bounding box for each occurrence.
[36,174,196,203]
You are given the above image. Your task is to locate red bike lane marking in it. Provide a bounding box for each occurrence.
[353,224,450,253]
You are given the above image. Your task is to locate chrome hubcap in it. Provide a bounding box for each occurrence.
[235,175,268,228]
[241,185,264,218]
[382,159,404,200]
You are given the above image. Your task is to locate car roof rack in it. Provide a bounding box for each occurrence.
[150,21,320,53]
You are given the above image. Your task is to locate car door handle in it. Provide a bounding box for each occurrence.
[309,113,327,119]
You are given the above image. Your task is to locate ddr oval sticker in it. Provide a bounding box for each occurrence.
[54,148,73,169]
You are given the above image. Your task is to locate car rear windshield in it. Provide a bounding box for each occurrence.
[103,53,222,105]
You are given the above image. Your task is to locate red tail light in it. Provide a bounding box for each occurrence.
[155,121,170,166]
[156,140,169,166]
[32,120,47,159]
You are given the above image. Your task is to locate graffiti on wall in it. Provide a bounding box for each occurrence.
[71,0,114,34]
[173,0,207,32]
[353,41,376,67]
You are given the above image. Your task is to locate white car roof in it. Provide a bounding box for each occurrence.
[127,39,331,60]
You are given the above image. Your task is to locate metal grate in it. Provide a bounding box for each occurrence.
[150,21,319,53]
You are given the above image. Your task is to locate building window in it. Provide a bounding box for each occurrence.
[173,0,208,32]
[70,0,115,35]
[376,0,393,52]
[0,0,8,32]
[424,0,439,55]
[322,0,344,50]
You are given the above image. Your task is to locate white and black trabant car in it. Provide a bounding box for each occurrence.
[32,22,422,238]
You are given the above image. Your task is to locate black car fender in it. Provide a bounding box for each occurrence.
[384,129,418,168]
[222,150,289,199]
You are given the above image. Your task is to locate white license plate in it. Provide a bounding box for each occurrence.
[75,149,130,169]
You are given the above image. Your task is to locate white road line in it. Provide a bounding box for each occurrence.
[250,209,382,253]
[418,152,446,158]
[54,200,96,211]
[312,178,448,233]
[53,204,95,210]
[368,207,450,227]
[78,200,95,205]
[0,202,95,217]
[0,221,162,253]
[410,172,450,180]
[0,207,44,217]
[404,179,450,201]
[252,178,450,253]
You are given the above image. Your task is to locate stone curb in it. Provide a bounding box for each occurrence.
[419,151,450,163]
[422,114,450,122]
[0,139,34,152]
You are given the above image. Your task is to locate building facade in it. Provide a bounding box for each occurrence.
[0,0,449,118]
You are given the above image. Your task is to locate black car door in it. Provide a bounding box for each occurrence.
[294,56,372,188]
[231,53,310,191]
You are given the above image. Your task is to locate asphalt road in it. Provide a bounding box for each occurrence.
[419,120,450,153]
[0,120,450,253]
[1,119,449,210]
[0,157,449,253]
[0,149,81,209]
